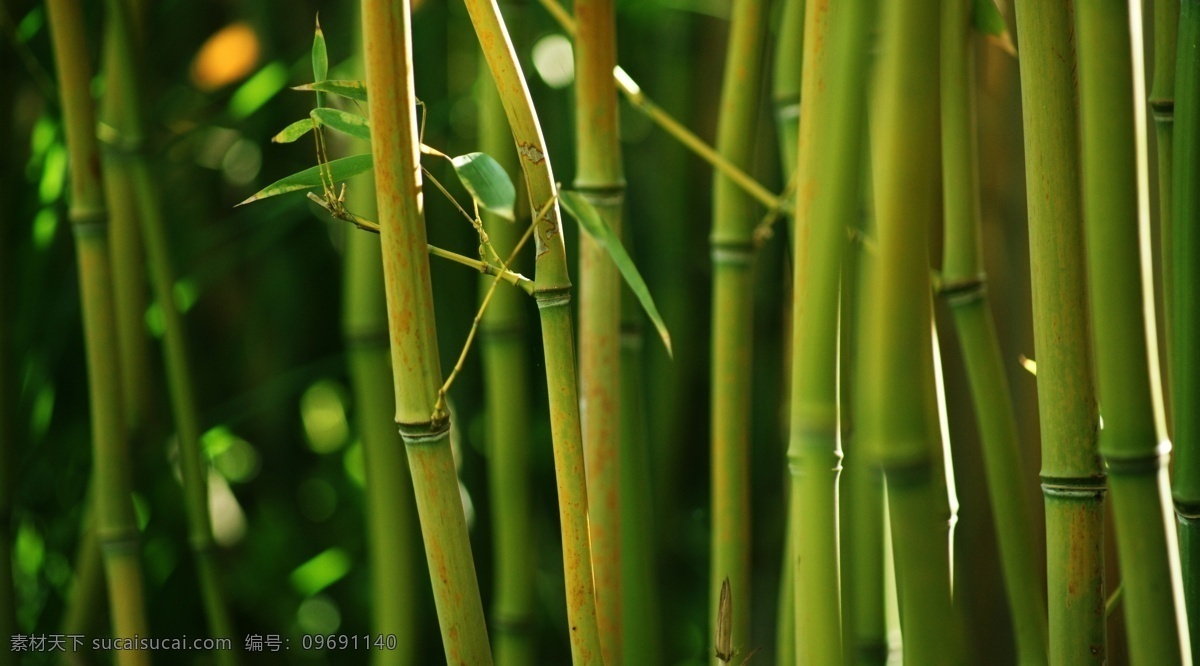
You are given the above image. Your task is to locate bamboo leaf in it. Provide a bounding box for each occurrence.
[292,80,368,102]
[451,152,516,220]
[312,14,328,106]
[237,154,373,206]
[272,118,315,144]
[311,108,371,141]
[715,576,733,662]
[972,0,1016,56]
[559,190,672,356]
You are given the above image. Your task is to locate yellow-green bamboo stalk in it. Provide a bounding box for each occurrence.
[362,0,491,662]
[1011,0,1107,661]
[574,1,624,660]
[459,0,602,662]
[787,0,873,662]
[346,229,424,666]
[99,0,235,652]
[343,26,425,660]
[862,0,965,661]
[1172,1,1200,656]
[1153,0,1179,401]
[477,50,537,666]
[1074,0,1190,662]
[772,3,803,657]
[46,0,148,660]
[939,1,1046,662]
[710,2,769,659]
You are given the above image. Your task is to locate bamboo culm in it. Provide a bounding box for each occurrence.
[459,0,604,661]
[1011,0,1107,660]
[99,0,235,650]
[939,0,1047,662]
[709,2,769,658]
[861,0,965,661]
[574,0,625,660]
[1172,0,1200,658]
[1074,0,1190,662]
[361,0,492,662]
[477,46,537,666]
[46,0,149,661]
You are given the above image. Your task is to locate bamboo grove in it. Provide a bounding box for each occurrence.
[5,0,1200,663]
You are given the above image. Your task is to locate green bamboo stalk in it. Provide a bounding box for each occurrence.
[99,0,235,652]
[786,0,873,662]
[1074,0,1191,662]
[1153,0,1179,402]
[459,1,603,662]
[46,0,148,660]
[938,1,1047,662]
[710,2,769,659]
[574,1,624,660]
[0,106,13,643]
[343,32,424,659]
[361,1,491,662]
[1173,1,1200,656]
[861,0,965,661]
[477,49,537,666]
[772,3,803,657]
[1011,0,1107,661]
[618,294,660,666]
[345,230,424,666]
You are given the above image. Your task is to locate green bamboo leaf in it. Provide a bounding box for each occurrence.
[292,80,368,102]
[237,154,373,206]
[559,190,672,356]
[311,108,371,142]
[272,118,315,144]
[451,152,516,221]
[972,0,1016,56]
[312,14,328,107]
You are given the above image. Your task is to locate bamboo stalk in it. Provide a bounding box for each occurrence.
[710,1,769,659]
[1074,0,1191,662]
[1153,0,1179,403]
[1173,0,1200,656]
[861,0,965,661]
[786,0,873,662]
[771,3,803,657]
[1010,0,1107,661]
[99,0,235,652]
[938,1,1047,662]
[477,46,537,666]
[343,25,425,658]
[0,109,12,643]
[459,1,603,661]
[574,1,625,660]
[361,0,492,662]
[46,0,148,660]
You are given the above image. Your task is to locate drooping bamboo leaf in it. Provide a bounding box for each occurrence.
[272,118,315,144]
[559,189,672,356]
[451,152,516,220]
[311,107,371,142]
[293,80,368,102]
[312,14,328,107]
[237,154,373,205]
[972,0,1016,56]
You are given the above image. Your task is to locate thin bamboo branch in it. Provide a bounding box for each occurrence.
[939,0,1047,662]
[361,0,492,661]
[46,0,148,661]
[1074,0,1190,662]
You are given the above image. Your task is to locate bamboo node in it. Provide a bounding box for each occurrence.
[397,418,451,444]
[1102,443,1171,476]
[1039,474,1108,498]
[939,273,987,305]
[709,239,754,267]
[533,286,572,309]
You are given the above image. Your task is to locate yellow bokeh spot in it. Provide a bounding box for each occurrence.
[191,23,260,92]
